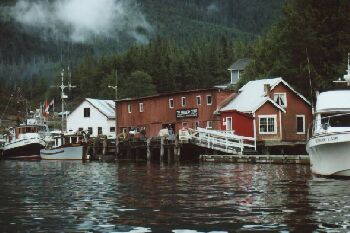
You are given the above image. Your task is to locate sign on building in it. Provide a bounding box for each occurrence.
[176,108,198,118]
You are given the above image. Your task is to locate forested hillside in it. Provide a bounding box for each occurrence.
[0,0,285,117]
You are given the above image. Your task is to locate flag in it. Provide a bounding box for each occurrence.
[48,99,54,112]
[43,100,49,117]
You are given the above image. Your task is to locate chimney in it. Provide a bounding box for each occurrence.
[264,84,271,97]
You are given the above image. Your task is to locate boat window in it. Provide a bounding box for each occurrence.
[321,114,350,127]
[71,137,77,143]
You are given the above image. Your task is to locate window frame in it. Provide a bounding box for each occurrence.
[181,97,186,107]
[206,121,213,129]
[169,98,174,109]
[127,104,132,114]
[206,95,212,105]
[196,95,201,106]
[258,115,277,134]
[195,121,200,129]
[139,102,144,113]
[273,93,287,108]
[110,127,116,133]
[296,115,305,134]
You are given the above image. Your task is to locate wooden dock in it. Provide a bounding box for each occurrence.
[199,154,310,164]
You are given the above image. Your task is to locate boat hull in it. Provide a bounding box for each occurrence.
[40,145,84,160]
[307,132,350,176]
[2,138,45,160]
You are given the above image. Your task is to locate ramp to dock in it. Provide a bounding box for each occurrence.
[185,127,256,155]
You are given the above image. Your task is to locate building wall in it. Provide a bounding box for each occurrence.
[117,89,232,137]
[220,111,254,137]
[67,100,115,138]
[270,83,312,141]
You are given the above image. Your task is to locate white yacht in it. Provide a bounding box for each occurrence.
[306,55,350,176]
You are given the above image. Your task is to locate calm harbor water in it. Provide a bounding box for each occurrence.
[0,161,349,233]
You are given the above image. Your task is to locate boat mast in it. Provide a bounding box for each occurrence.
[52,69,76,133]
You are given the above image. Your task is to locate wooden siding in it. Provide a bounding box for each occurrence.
[220,111,254,137]
[116,89,232,137]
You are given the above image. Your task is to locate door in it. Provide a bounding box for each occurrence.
[226,117,232,131]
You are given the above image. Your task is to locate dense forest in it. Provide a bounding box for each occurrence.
[1,0,349,121]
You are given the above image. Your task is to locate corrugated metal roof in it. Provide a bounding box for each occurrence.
[86,98,115,119]
[228,58,251,71]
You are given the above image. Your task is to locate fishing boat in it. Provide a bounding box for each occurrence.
[306,54,350,176]
[40,131,87,160]
[40,68,87,160]
[1,121,48,160]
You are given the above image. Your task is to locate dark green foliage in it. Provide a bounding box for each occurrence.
[243,0,350,99]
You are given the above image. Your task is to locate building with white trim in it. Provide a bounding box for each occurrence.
[66,98,115,138]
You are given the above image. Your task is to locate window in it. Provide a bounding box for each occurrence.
[196,96,201,106]
[128,104,132,113]
[274,93,287,108]
[98,127,102,135]
[296,115,305,134]
[207,95,212,105]
[195,121,200,129]
[226,117,232,131]
[169,98,174,108]
[181,97,186,107]
[207,121,213,129]
[139,103,144,112]
[122,128,128,133]
[259,115,277,134]
[88,127,93,134]
[110,127,116,132]
[84,108,90,117]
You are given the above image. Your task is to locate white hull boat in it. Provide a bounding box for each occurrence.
[307,132,350,176]
[306,55,350,176]
[40,144,84,160]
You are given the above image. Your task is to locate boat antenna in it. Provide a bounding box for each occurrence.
[306,48,314,114]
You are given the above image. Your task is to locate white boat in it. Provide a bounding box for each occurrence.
[39,68,87,160]
[40,132,87,160]
[306,54,350,176]
[1,123,47,160]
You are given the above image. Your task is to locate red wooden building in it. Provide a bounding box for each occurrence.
[219,78,312,153]
[116,88,233,137]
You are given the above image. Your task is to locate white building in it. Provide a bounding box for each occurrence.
[66,98,115,138]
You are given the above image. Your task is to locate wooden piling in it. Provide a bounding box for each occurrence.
[160,137,165,162]
[174,137,180,162]
[147,138,151,163]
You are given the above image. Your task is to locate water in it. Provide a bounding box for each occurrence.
[0,161,349,232]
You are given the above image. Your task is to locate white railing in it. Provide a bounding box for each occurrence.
[186,127,256,155]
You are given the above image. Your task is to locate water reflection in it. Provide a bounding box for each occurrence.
[0,160,349,232]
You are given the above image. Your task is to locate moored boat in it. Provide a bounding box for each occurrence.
[40,131,87,160]
[1,124,47,160]
[306,54,350,176]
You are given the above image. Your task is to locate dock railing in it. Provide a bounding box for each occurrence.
[187,127,256,155]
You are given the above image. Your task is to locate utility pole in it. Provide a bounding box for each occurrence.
[108,69,119,158]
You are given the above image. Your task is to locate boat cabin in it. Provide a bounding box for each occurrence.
[313,90,350,134]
